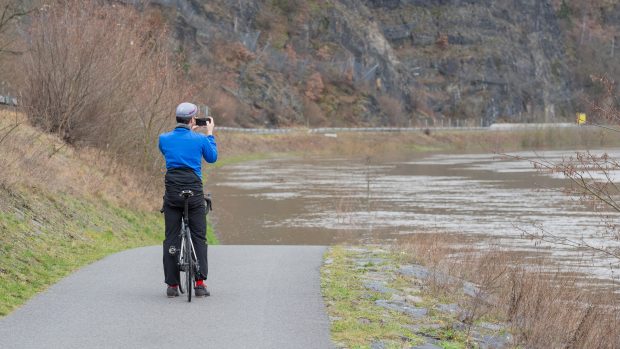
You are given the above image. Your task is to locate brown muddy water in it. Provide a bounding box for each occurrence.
[208,150,620,281]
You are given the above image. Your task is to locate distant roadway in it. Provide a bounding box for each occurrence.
[216,123,579,134]
[0,245,333,349]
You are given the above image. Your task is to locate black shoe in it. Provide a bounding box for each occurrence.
[167,286,179,298]
[194,285,210,297]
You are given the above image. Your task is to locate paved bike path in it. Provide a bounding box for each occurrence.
[0,245,333,349]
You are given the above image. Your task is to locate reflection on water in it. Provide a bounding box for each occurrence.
[209,149,620,279]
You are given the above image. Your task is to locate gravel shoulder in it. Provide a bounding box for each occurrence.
[0,245,333,349]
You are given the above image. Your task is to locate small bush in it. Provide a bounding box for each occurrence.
[305,72,325,101]
[436,33,449,49]
[377,95,406,126]
[303,98,326,127]
[558,0,572,19]
[272,0,300,16]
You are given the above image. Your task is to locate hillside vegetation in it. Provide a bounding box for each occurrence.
[0,0,616,132]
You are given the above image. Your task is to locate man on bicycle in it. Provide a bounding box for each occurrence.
[158,102,217,298]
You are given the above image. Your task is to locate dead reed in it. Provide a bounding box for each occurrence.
[397,233,620,348]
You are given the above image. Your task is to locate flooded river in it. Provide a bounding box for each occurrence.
[209,149,620,280]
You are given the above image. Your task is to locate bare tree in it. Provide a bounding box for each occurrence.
[0,0,34,55]
[511,152,620,261]
[0,1,37,142]
[509,76,620,265]
[21,0,192,179]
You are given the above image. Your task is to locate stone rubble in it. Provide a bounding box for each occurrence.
[337,247,513,349]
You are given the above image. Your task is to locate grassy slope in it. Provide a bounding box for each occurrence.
[0,112,218,316]
[0,184,219,319]
[0,186,159,316]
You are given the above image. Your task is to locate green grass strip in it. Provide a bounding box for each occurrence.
[0,187,219,316]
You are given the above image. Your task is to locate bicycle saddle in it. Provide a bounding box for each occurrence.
[179,190,194,198]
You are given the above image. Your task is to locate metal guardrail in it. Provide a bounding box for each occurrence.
[216,126,489,134]
[216,123,587,135]
[488,123,576,129]
[308,127,488,133]
[216,127,296,134]
[0,95,18,106]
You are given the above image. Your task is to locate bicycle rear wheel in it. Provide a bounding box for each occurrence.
[178,254,185,295]
[177,238,185,295]
[185,231,193,302]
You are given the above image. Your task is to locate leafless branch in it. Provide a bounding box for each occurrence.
[0,121,17,144]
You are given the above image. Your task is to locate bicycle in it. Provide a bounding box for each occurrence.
[171,190,212,302]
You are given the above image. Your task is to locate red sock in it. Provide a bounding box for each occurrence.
[169,284,178,288]
[195,280,204,287]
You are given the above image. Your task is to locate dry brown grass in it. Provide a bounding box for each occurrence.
[0,109,160,211]
[216,126,620,165]
[215,131,443,162]
[397,233,620,348]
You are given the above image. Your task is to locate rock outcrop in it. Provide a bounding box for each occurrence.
[127,0,616,127]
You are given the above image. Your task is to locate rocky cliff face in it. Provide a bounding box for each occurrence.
[362,0,573,124]
[132,0,615,127]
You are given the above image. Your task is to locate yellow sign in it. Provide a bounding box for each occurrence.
[577,113,587,125]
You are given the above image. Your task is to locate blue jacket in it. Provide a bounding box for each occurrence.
[158,126,218,180]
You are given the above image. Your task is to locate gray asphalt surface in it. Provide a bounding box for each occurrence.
[0,245,333,349]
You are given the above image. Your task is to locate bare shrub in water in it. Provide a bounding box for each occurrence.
[499,268,618,348]
[460,251,618,348]
[399,233,620,348]
[505,76,620,265]
[517,152,620,259]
